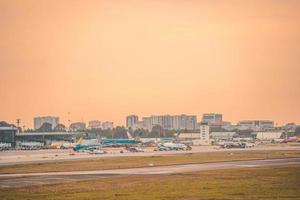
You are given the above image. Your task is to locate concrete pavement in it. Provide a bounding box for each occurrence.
[0,144,299,166]
[0,158,299,188]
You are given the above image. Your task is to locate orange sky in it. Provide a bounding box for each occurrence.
[0,0,300,128]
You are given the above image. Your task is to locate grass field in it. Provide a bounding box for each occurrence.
[1,150,300,174]
[0,164,299,200]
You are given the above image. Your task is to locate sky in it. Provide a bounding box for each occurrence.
[0,0,300,128]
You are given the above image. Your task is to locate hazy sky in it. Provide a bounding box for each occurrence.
[1,0,299,128]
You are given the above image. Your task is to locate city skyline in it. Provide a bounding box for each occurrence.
[1,111,296,129]
[0,112,291,130]
[1,0,300,127]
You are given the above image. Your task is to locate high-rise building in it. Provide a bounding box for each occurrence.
[126,115,139,128]
[162,115,173,130]
[202,113,223,124]
[184,115,197,130]
[139,114,197,131]
[142,117,153,131]
[172,115,197,130]
[34,116,59,130]
[172,115,182,130]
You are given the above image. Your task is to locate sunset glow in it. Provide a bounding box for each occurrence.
[1,0,299,127]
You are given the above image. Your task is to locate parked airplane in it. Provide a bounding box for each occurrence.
[51,139,80,149]
[49,141,64,149]
[282,136,300,143]
[87,147,107,154]
[244,142,255,148]
[101,132,139,146]
[139,138,159,146]
[61,142,76,149]
[73,138,102,151]
[156,142,191,151]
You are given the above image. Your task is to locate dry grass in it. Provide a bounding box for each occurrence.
[0,165,299,200]
[0,150,299,174]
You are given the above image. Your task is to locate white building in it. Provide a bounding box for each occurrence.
[238,120,274,130]
[126,115,139,128]
[102,121,114,130]
[178,133,201,140]
[191,123,211,145]
[211,132,236,140]
[255,131,282,140]
[34,116,59,130]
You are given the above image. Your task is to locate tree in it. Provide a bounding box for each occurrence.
[295,126,300,136]
[128,127,133,134]
[133,128,148,137]
[54,124,66,132]
[113,126,127,138]
[37,122,53,132]
[163,129,177,138]
[150,125,164,138]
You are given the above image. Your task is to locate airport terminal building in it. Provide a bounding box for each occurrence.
[0,126,18,147]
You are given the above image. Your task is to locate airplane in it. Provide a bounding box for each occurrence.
[155,142,191,151]
[159,138,175,143]
[61,142,76,149]
[101,132,139,146]
[74,132,139,151]
[282,136,300,143]
[139,138,160,145]
[220,142,248,149]
[89,149,107,154]
[86,147,107,154]
[73,138,102,152]
[50,139,78,149]
[273,138,285,143]
[244,142,255,148]
[49,141,64,149]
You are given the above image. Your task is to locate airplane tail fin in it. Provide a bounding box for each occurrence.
[127,131,133,139]
[77,137,84,144]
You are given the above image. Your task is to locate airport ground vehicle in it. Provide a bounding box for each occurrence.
[220,142,255,149]
[88,148,107,154]
[126,146,144,152]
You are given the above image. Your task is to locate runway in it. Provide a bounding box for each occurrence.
[0,158,299,188]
